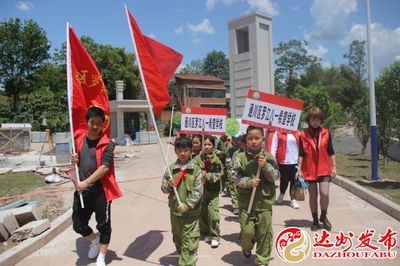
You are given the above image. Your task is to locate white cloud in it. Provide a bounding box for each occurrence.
[148,33,157,39]
[187,19,215,34]
[247,0,279,16]
[206,0,237,11]
[192,38,202,43]
[341,23,400,73]
[16,1,33,11]
[206,0,217,11]
[310,0,357,41]
[307,45,328,59]
[291,5,299,11]
[174,26,183,35]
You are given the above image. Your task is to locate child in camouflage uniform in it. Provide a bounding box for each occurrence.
[232,126,278,266]
[224,135,241,215]
[193,135,223,248]
[161,137,203,266]
[216,135,230,194]
[191,134,202,158]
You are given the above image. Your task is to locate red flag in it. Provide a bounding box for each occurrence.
[67,25,111,139]
[126,7,183,117]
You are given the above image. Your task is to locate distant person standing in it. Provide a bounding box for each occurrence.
[298,107,336,231]
[270,130,300,209]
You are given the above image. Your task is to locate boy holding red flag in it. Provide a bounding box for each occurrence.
[71,106,121,266]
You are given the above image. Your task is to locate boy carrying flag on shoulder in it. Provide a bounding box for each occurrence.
[161,137,203,266]
[232,126,278,266]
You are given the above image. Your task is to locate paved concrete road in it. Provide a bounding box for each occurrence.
[17,140,399,266]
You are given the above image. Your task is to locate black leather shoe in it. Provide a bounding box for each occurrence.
[311,222,321,231]
[320,217,332,231]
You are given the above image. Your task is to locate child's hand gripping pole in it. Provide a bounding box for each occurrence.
[70,154,85,208]
[75,164,85,208]
[165,165,182,205]
[246,122,272,214]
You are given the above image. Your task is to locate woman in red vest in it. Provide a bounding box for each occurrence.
[298,107,336,231]
[270,130,300,209]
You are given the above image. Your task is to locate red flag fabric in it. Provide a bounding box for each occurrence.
[67,25,122,202]
[68,26,111,139]
[126,8,183,117]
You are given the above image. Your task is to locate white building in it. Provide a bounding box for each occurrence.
[228,12,274,118]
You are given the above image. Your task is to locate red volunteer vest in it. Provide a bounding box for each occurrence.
[274,131,300,164]
[300,127,332,181]
[76,131,122,202]
[266,130,275,153]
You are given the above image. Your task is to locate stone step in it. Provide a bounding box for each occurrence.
[11,219,50,242]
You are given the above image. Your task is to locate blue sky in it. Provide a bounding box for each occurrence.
[1,0,400,76]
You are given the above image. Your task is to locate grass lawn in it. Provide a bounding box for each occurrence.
[336,153,400,205]
[0,172,46,198]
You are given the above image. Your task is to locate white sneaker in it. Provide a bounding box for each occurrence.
[211,239,220,248]
[88,237,100,259]
[290,199,300,209]
[96,253,106,266]
[96,258,106,266]
[276,194,284,204]
[204,236,212,243]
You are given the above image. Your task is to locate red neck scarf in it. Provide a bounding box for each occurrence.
[174,168,187,186]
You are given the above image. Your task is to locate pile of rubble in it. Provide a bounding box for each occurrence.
[0,201,50,243]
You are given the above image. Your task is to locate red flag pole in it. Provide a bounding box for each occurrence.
[66,22,84,209]
[125,5,182,205]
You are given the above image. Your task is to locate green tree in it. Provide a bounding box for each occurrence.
[338,64,363,110]
[375,60,400,163]
[343,40,367,80]
[274,40,318,96]
[0,18,50,112]
[352,91,370,154]
[179,59,204,74]
[294,85,343,131]
[202,50,229,76]
[172,112,181,128]
[299,62,324,87]
[0,100,12,124]
[14,88,69,131]
[33,63,66,94]
[343,40,367,109]
[28,63,69,131]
